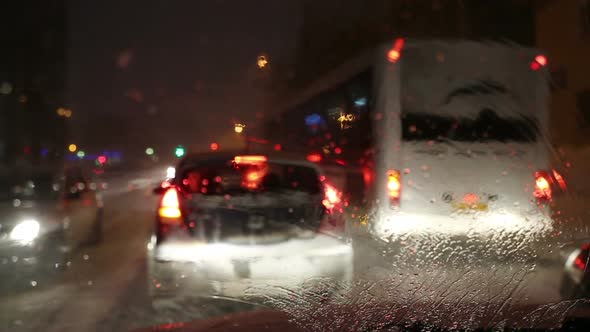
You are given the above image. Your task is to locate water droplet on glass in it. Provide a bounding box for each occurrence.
[30,280,37,287]
[0,82,13,95]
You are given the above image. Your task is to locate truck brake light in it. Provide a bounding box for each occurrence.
[234,155,267,164]
[323,183,341,210]
[158,187,182,219]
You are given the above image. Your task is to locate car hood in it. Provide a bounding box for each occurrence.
[135,310,302,332]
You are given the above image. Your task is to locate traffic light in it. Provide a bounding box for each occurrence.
[97,155,107,165]
[174,145,186,158]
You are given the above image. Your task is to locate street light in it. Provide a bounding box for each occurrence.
[257,55,268,69]
[234,123,245,134]
[76,150,85,159]
[145,147,154,155]
[57,107,72,118]
[68,144,77,152]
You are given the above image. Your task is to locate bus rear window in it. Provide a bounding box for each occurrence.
[401,110,539,142]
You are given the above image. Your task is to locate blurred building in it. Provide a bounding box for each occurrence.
[265,0,538,147]
[286,0,536,89]
[0,0,69,164]
[536,0,590,146]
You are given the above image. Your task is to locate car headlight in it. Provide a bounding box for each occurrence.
[10,219,40,243]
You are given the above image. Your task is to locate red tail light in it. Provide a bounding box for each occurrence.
[234,155,267,164]
[552,169,567,191]
[158,187,182,220]
[574,244,590,271]
[387,38,405,63]
[530,55,547,71]
[387,49,401,63]
[575,256,587,271]
[323,182,341,210]
[243,170,264,189]
[535,55,547,66]
[533,171,552,200]
[387,170,401,202]
[307,153,322,163]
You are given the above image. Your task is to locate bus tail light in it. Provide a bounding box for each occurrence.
[534,171,552,201]
[387,38,405,63]
[387,170,401,204]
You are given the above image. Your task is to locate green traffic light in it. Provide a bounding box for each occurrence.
[174,146,185,158]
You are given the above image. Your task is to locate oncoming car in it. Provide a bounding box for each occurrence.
[0,166,103,285]
[146,153,352,306]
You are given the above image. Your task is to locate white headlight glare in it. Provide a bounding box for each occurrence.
[10,219,40,243]
[166,167,176,179]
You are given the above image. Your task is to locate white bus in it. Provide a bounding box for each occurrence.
[271,39,558,238]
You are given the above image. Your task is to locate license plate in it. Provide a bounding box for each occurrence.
[453,202,488,211]
[247,215,265,229]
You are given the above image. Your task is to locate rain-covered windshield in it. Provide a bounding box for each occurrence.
[2,1,590,331]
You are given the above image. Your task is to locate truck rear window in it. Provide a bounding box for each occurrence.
[180,161,321,195]
[401,109,539,142]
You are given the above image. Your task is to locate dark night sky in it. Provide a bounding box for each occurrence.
[66,0,300,153]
